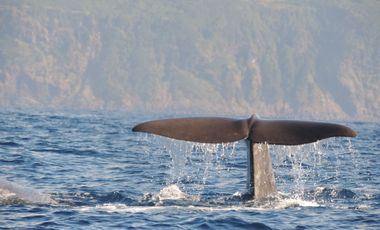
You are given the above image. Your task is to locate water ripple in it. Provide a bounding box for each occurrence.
[0,110,378,229]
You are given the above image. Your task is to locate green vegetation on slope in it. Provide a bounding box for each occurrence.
[0,0,379,120]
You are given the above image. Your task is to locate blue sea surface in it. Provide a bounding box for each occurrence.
[0,110,379,229]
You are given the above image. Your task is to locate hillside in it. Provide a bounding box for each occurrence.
[0,0,379,120]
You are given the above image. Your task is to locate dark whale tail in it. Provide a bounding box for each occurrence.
[132,115,356,199]
[132,115,356,144]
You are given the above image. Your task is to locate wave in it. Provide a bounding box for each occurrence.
[0,141,21,147]
[75,185,325,213]
[0,177,359,211]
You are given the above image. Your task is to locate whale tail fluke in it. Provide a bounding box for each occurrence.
[132,115,356,200]
[249,119,356,145]
[132,115,356,145]
[132,117,250,143]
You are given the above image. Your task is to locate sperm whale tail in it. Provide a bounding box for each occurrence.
[132,115,356,199]
[132,115,356,144]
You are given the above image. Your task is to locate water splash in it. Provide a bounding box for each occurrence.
[270,138,358,202]
[156,184,199,201]
[136,133,358,206]
[140,184,199,203]
[139,134,239,195]
[161,137,238,194]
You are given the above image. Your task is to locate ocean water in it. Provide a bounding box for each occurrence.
[0,110,378,229]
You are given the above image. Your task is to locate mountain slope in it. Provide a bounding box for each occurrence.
[0,0,379,120]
